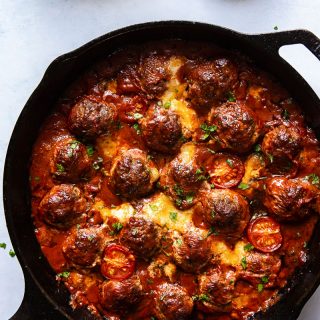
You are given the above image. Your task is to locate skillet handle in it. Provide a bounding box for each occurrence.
[248,29,320,60]
[9,270,64,320]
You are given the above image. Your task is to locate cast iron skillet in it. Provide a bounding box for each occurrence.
[4,21,320,320]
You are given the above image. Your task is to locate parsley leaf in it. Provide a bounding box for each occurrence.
[261,276,269,284]
[133,113,143,120]
[227,91,236,102]
[282,109,290,120]
[257,283,264,292]
[110,222,123,235]
[192,293,210,302]
[149,204,158,211]
[200,123,217,140]
[307,173,320,185]
[0,243,6,249]
[175,238,183,246]
[226,159,233,168]
[169,211,178,222]
[274,26,279,31]
[241,256,247,270]
[238,182,250,190]
[185,193,194,204]
[57,271,70,278]
[254,144,261,153]
[164,101,171,109]
[244,243,255,251]
[206,226,219,238]
[133,123,141,135]
[86,145,94,156]
[267,153,274,163]
[56,163,65,172]
[9,249,16,257]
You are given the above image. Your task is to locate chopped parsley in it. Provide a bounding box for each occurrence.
[282,109,290,120]
[210,184,215,189]
[227,91,236,102]
[200,123,217,140]
[133,113,143,120]
[244,243,255,251]
[254,144,261,153]
[241,256,247,270]
[192,293,210,302]
[0,243,6,249]
[195,168,208,181]
[307,173,320,185]
[261,276,269,284]
[92,157,103,170]
[185,194,194,204]
[9,249,16,257]
[226,159,233,168]
[257,283,264,292]
[164,101,171,109]
[86,145,95,156]
[110,222,123,235]
[207,148,216,154]
[175,198,183,206]
[238,182,250,190]
[149,204,159,211]
[267,153,274,163]
[274,26,279,31]
[173,184,184,197]
[57,271,70,278]
[133,123,141,135]
[169,211,178,222]
[56,163,65,172]
[206,226,219,238]
[175,238,183,246]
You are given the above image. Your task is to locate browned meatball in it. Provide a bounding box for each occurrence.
[99,276,143,311]
[197,189,250,237]
[38,184,87,229]
[117,55,169,98]
[172,230,211,273]
[240,251,281,286]
[110,148,159,199]
[63,226,102,268]
[68,96,117,140]
[198,267,236,312]
[181,58,238,109]
[154,283,193,320]
[50,138,91,182]
[141,104,183,154]
[120,216,160,258]
[262,125,302,160]
[264,177,316,221]
[208,101,260,153]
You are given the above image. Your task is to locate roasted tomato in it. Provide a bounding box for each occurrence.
[118,96,147,124]
[205,153,244,188]
[247,216,283,253]
[101,244,136,280]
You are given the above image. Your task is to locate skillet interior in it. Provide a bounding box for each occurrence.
[4,21,320,320]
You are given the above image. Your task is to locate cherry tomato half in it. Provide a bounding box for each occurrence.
[247,216,283,253]
[205,153,244,189]
[119,96,147,124]
[101,244,136,280]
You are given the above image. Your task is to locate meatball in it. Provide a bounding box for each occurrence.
[117,55,169,98]
[181,58,238,109]
[63,226,102,268]
[197,189,250,238]
[110,148,159,199]
[68,96,117,140]
[208,101,260,153]
[159,143,203,209]
[262,125,302,160]
[99,276,143,311]
[240,251,281,286]
[264,177,316,221]
[120,216,160,258]
[50,138,91,182]
[154,283,193,320]
[198,267,236,312]
[141,104,183,154]
[38,184,87,228]
[172,230,211,273]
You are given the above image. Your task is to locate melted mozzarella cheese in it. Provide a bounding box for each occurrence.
[96,134,120,159]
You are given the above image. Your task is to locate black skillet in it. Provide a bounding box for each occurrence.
[4,21,320,320]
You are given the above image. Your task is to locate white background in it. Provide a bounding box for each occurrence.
[1,0,320,319]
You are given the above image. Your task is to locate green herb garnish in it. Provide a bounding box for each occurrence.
[164,101,171,109]
[133,113,143,120]
[56,163,65,172]
[57,271,70,278]
[257,283,264,292]
[9,249,16,257]
[86,145,95,156]
[227,91,236,102]
[226,159,233,168]
[238,182,250,190]
[169,211,178,222]
[241,256,247,270]
[244,243,255,251]
[0,243,7,249]
[133,123,141,135]
[200,123,217,140]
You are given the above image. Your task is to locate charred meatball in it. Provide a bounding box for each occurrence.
[63,226,102,268]
[68,96,117,140]
[38,184,87,228]
[264,177,316,221]
[172,230,211,273]
[240,251,281,286]
[262,125,302,160]
[120,216,160,258]
[159,143,203,209]
[209,101,260,153]
[198,267,236,312]
[99,276,143,311]
[154,283,193,320]
[181,58,238,109]
[197,189,250,237]
[110,148,159,199]
[50,138,91,182]
[141,104,183,154]
[117,55,169,98]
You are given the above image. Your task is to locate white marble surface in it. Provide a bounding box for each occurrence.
[1,0,320,319]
